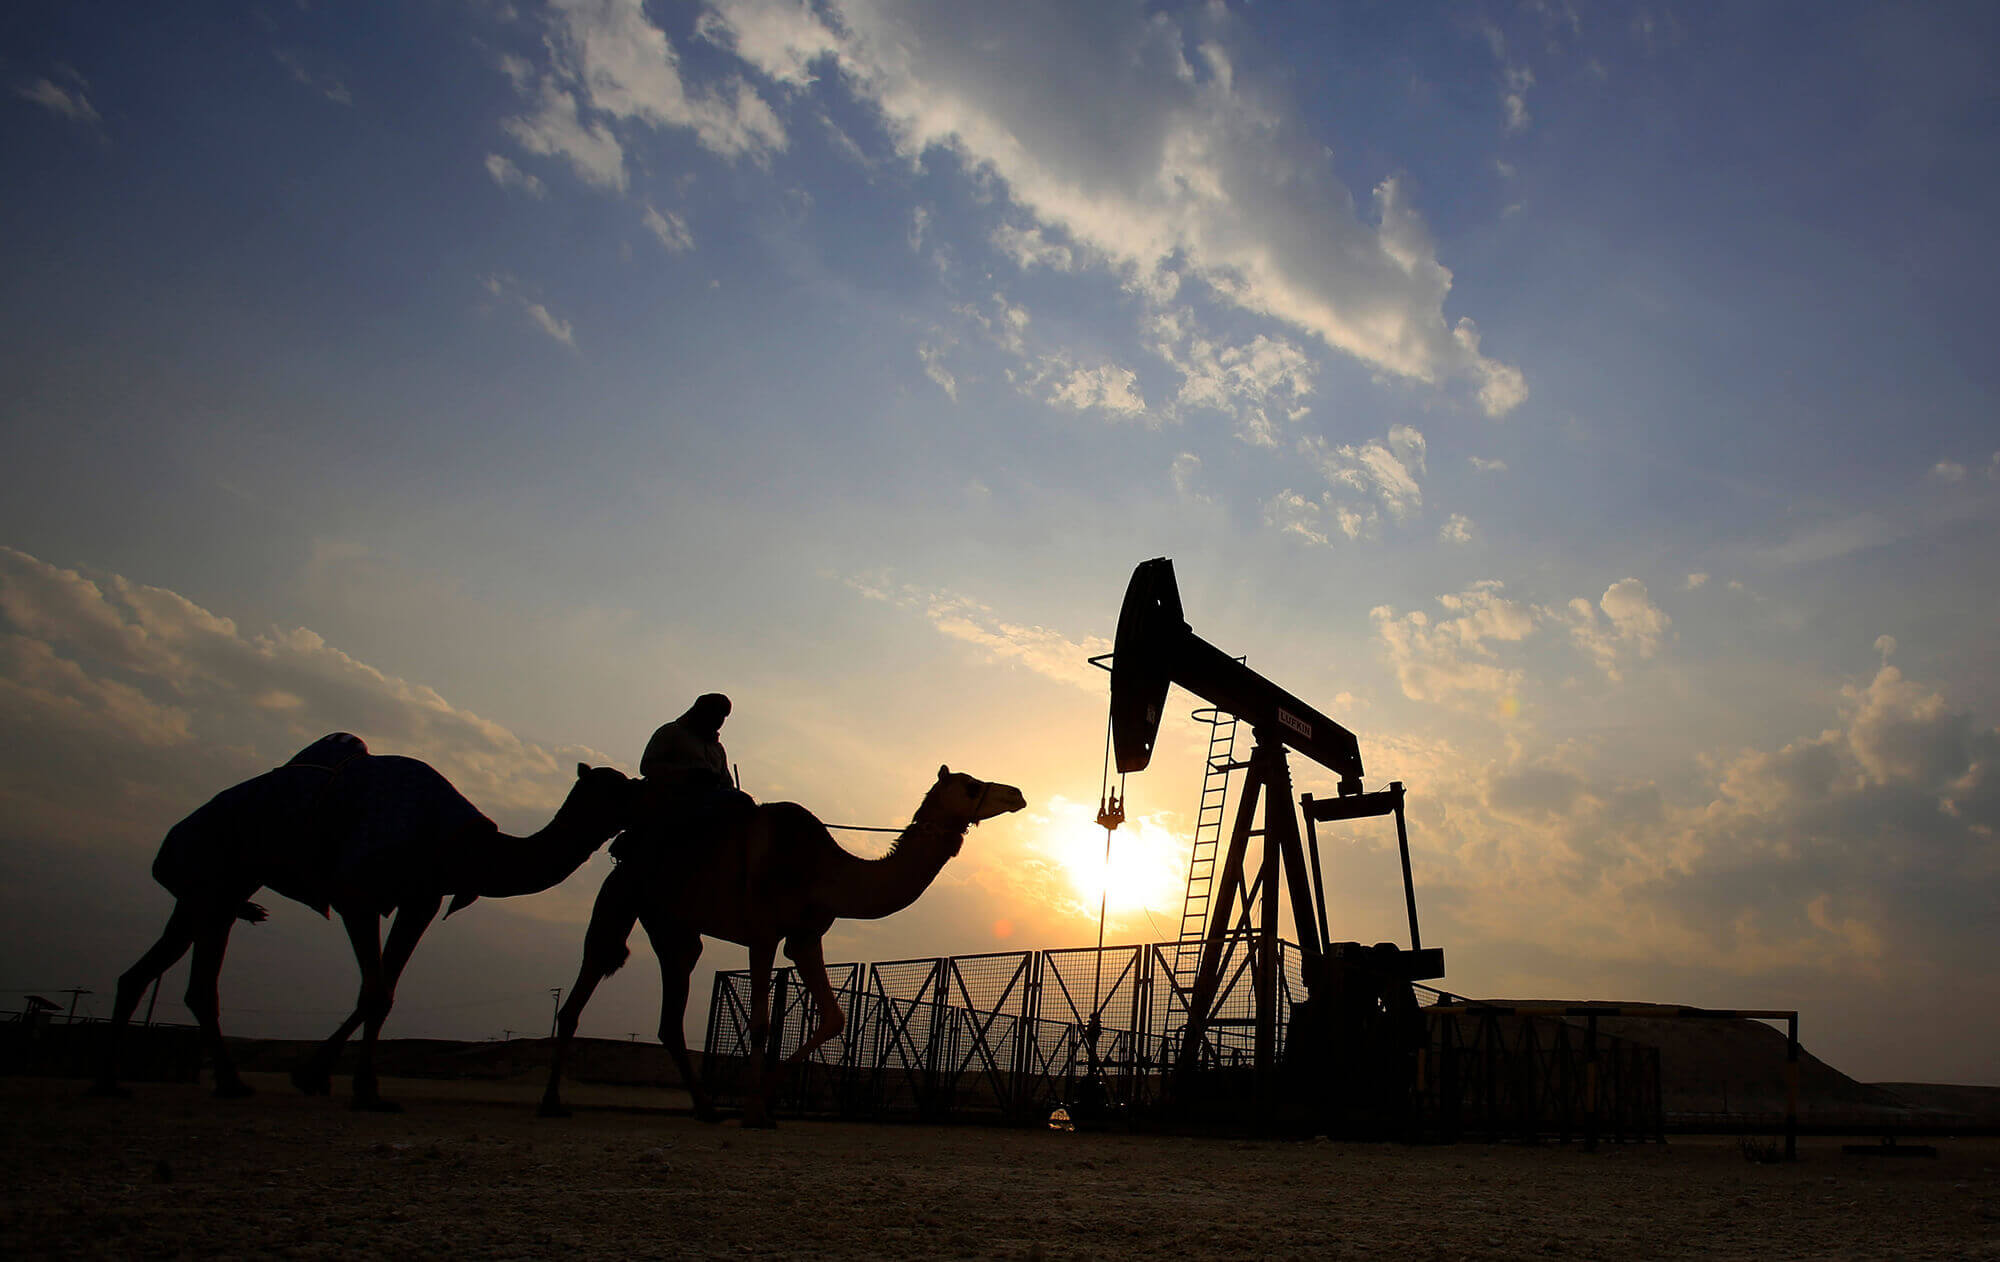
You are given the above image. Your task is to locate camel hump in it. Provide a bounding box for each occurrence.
[285,732,368,773]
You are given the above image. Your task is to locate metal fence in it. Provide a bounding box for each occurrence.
[703,936,1664,1141]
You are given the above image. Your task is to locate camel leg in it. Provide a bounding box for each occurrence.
[337,907,402,1112]
[742,938,778,1129]
[638,920,714,1122]
[779,936,846,1069]
[89,901,202,1097]
[186,902,253,1098]
[539,868,642,1119]
[294,897,439,1097]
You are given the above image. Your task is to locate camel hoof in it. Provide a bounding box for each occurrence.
[213,1080,256,1100]
[86,1082,132,1100]
[350,1096,403,1114]
[536,1101,572,1119]
[290,1068,333,1097]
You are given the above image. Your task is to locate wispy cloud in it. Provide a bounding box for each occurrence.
[642,204,694,252]
[503,77,627,191]
[485,153,547,198]
[273,48,352,105]
[1299,424,1427,521]
[482,273,576,347]
[678,0,1528,415]
[15,74,99,125]
[845,574,1109,693]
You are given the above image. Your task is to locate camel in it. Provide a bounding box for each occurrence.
[538,764,1025,1126]
[91,734,639,1110]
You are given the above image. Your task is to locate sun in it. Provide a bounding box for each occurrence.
[1056,810,1185,923]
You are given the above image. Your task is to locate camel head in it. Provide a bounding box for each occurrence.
[564,762,642,841]
[447,763,640,913]
[925,765,1027,826]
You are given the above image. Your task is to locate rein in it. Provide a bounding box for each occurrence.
[823,777,992,836]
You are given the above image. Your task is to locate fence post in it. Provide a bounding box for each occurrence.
[1785,1014,1799,1161]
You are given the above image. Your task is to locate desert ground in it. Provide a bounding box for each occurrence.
[3,1075,1995,1260]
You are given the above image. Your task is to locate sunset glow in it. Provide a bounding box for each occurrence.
[3,1,1996,1086]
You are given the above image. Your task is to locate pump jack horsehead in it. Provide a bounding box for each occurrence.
[1106,558,1441,1128]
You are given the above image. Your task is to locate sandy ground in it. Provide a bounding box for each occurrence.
[3,1075,1996,1260]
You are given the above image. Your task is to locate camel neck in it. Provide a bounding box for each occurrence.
[460,786,617,899]
[828,812,968,921]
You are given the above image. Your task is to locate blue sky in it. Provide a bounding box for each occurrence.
[3,1,1996,1084]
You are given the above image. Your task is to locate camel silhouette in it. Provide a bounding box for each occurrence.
[538,764,1025,1126]
[92,735,638,1110]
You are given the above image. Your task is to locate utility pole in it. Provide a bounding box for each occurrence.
[548,987,562,1039]
[502,1029,517,1042]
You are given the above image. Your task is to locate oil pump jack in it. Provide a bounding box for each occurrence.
[1106,557,1444,1132]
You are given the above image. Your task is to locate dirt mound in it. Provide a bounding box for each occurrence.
[1872,1083,2000,1128]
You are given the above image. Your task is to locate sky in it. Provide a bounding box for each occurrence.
[2,1,1996,1085]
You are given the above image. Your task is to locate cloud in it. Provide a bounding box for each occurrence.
[845,575,1109,692]
[1617,658,2000,982]
[700,0,1526,414]
[1931,460,1967,482]
[1452,317,1529,416]
[0,547,618,845]
[485,153,548,197]
[990,222,1074,271]
[1147,312,1315,446]
[15,75,99,125]
[1843,664,1968,788]
[1439,513,1475,544]
[1469,456,1508,473]
[917,339,957,401]
[1479,21,1534,134]
[1264,490,1331,547]
[1684,572,1708,590]
[1045,361,1147,419]
[1372,581,1535,706]
[955,293,1030,356]
[273,48,353,105]
[482,273,577,347]
[503,77,628,190]
[1169,452,1208,504]
[642,204,694,252]
[527,0,786,167]
[1556,577,1669,680]
[1298,424,1426,520]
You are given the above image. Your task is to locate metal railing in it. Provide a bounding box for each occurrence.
[702,941,1667,1141]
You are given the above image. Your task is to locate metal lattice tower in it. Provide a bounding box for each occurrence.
[1173,707,1239,989]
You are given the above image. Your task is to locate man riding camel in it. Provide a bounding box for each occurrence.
[622,692,755,865]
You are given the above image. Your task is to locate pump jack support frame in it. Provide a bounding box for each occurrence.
[1172,739,1443,1119]
[1172,732,1320,1110]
